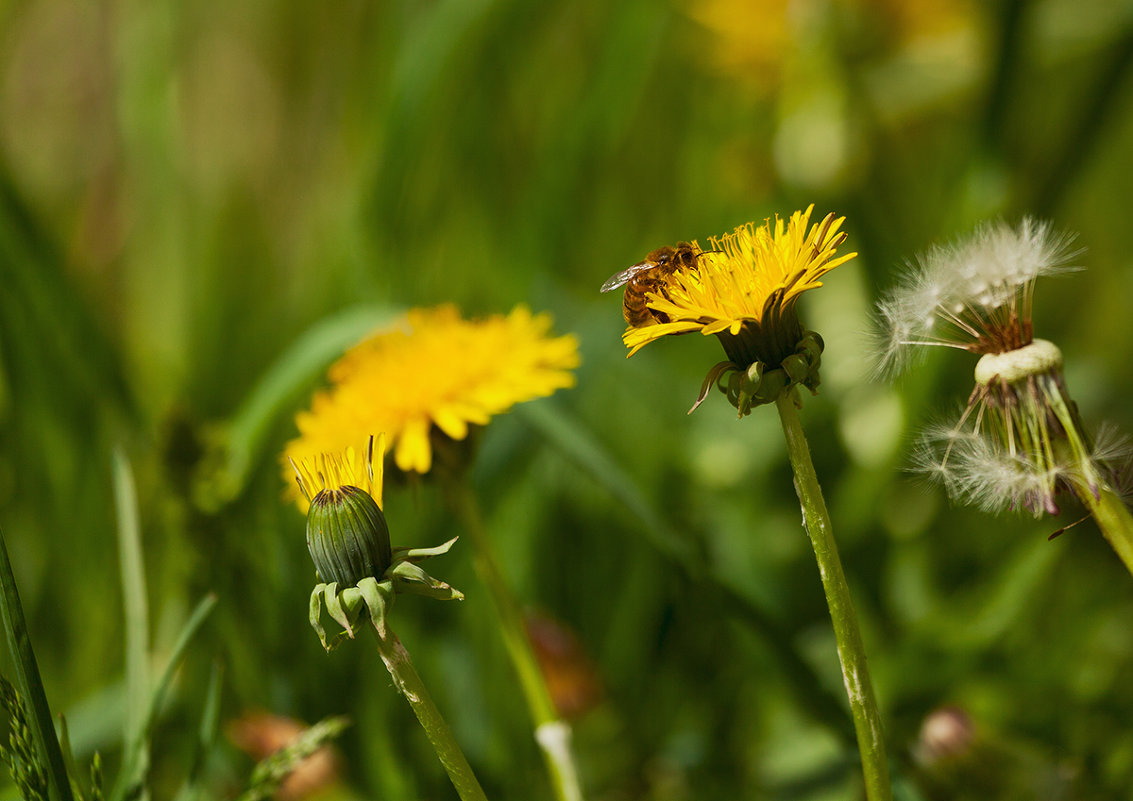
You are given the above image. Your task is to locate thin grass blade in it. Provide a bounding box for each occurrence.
[171,661,222,801]
[108,595,217,801]
[111,448,149,792]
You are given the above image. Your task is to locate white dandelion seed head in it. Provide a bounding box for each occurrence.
[975,217,1081,289]
[909,434,954,482]
[912,418,1065,518]
[873,218,1082,375]
[871,294,921,377]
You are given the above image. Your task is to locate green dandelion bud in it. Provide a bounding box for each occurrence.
[306,485,391,588]
[288,436,464,651]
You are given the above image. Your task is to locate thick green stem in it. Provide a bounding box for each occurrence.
[368,624,489,801]
[775,392,892,801]
[447,481,585,801]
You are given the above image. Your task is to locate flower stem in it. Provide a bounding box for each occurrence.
[368,623,489,801]
[774,391,892,801]
[446,481,586,801]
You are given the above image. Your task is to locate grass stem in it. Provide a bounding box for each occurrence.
[446,480,585,801]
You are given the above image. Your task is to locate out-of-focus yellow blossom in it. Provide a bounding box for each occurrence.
[284,304,579,501]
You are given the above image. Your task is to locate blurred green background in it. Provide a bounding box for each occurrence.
[3,0,1133,798]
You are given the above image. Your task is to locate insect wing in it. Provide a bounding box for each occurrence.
[600,261,652,293]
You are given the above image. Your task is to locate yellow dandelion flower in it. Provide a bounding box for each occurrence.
[289,434,385,513]
[284,304,579,499]
[623,205,855,368]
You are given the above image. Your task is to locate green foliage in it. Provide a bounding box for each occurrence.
[2,0,1133,798]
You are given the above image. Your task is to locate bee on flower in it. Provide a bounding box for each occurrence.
[875,219,1133,573]
[610,205,856,416]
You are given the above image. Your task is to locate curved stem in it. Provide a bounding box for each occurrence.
[368,624,489,801]
[775,392,892,801]
[446,481,586,801]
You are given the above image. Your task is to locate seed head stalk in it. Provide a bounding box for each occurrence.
[1042,382,1133,576]
[445,480,585,801]
[775,392,892,801]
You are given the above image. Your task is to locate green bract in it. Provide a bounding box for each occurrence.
[309,538,464,651]
[691,330,824,417]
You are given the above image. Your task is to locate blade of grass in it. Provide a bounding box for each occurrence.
[515,401,697,564]
[58,716,85,801]
[1034,25,1133,216]
[108,595,217,801]
[980,0,1029,155]
[172,661,222,801]
[147,595,218,738]
[111,448,149,800]
[0,160,138,424]
[0,526,75,801]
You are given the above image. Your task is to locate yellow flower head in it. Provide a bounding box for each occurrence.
[283,304,579,499]
[289,434,385,514]
[623,205,855,368]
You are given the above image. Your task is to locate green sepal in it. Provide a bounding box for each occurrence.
[309,586,328,649]
[391,536,459,563]
[308,538,463,651]
[388,560,465,601]
[309,582,364,652]
[395,578,466,602]
[695,330,825,417]
[355,577,395,637]
[325,583,367,636]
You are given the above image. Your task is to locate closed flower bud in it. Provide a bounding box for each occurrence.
[287,435,465,650]
[306,485,391,588]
